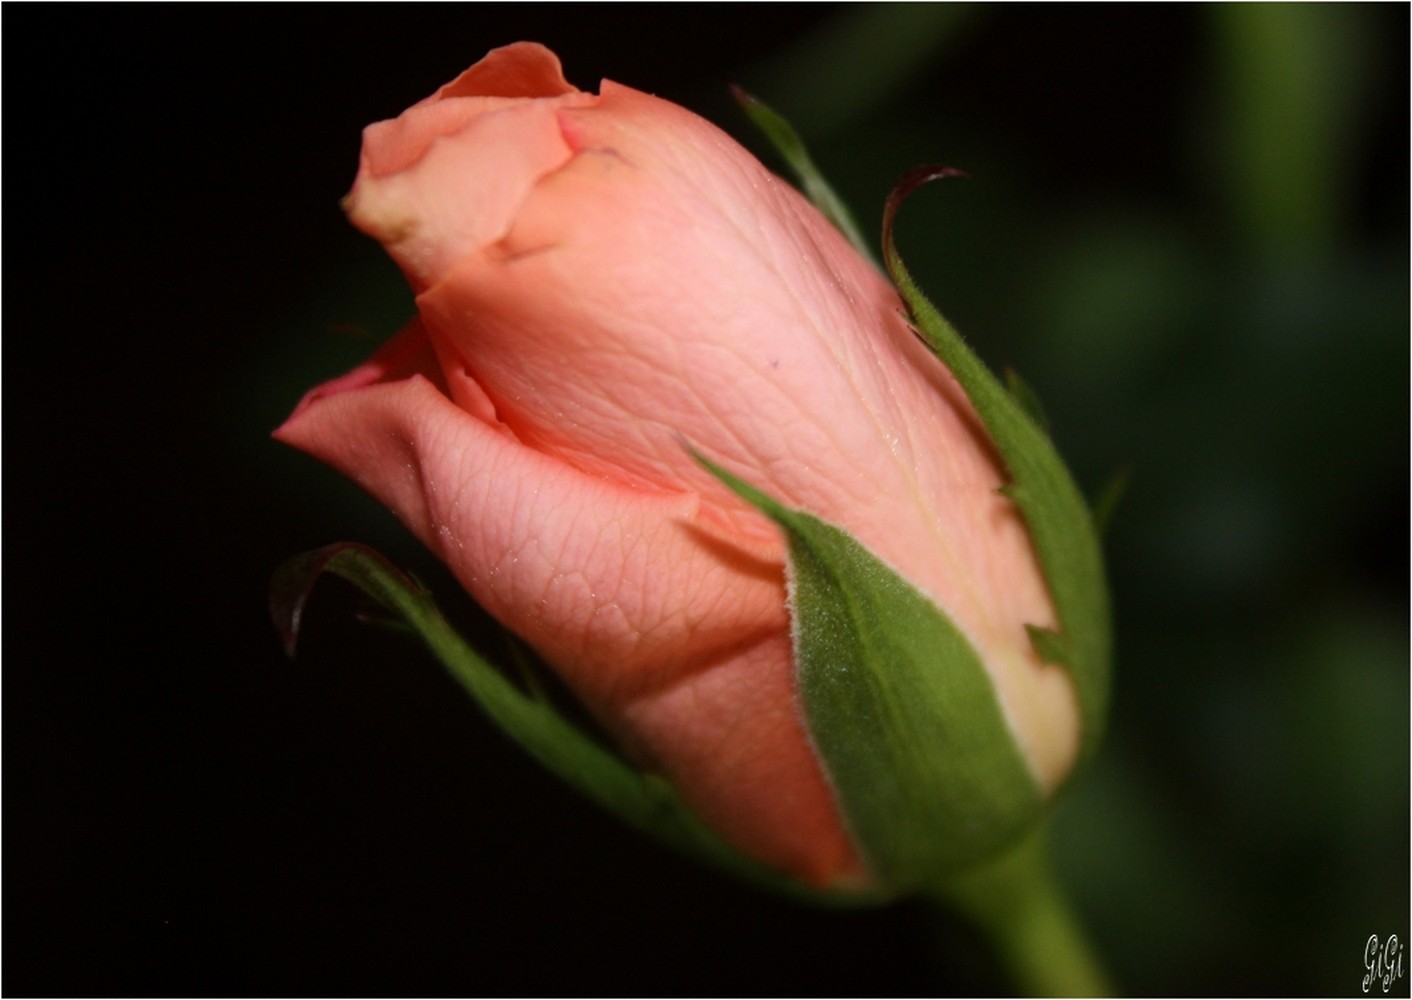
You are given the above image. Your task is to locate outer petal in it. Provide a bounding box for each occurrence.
[345,45,595,291]
[346,99,588,293]
[275,320,863,886]
[431,41,580,102]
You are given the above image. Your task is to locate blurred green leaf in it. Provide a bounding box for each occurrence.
[1211,4,1378,257]
[746,4,981,136]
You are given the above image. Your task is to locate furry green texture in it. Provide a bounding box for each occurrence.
[701,460,1046,889]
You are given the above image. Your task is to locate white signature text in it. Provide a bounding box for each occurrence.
[1363,934,1405,993]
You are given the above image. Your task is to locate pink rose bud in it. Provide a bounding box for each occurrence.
[277,43,1094,891]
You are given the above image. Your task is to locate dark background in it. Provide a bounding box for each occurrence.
[9,5,1407,996]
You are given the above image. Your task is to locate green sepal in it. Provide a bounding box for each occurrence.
[1024,624,1070,668]
[882,167,1113,762]
[270,542,879,906]
[1091,467,1131,540]
[698,458,1046,891]
[733,87,874,263]
[1005,367,1051,434]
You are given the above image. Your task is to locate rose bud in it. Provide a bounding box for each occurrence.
[276,42,1110,894]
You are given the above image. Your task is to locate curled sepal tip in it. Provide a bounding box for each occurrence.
[269,541,422,659]
[882,164,970,254]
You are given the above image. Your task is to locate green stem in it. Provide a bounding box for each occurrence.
[934,828,1114,997]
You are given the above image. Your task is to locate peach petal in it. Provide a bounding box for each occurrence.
[275,321,863,885]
